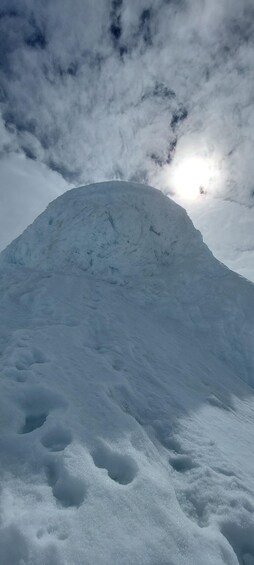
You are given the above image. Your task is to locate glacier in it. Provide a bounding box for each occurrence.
[0,181,254,565]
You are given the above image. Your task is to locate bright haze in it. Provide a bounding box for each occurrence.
[1,0,254,280]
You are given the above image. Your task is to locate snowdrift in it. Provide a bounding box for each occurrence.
[0,181,254,565]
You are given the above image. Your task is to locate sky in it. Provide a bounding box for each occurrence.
[0,0,254,280]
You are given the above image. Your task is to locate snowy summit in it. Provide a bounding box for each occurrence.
[0,181,254,565]
[0,181,207,281]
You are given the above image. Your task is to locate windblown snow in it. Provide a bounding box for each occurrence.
[0,181,254,565]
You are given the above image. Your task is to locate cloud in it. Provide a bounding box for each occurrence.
[0,0,254,277]
[0,152,69,251]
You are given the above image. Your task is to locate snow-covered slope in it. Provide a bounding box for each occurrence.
[0,181,254,565]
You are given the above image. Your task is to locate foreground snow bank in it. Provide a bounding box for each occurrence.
[0,181,254,565]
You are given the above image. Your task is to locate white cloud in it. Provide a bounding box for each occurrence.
[0,153,70,251]
[0,0,254,279]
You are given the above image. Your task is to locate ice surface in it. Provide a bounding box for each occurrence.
[0,181,254,564]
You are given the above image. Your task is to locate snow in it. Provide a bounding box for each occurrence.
[0,181,254,564]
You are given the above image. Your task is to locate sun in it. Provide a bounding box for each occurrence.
[171,156,213,200]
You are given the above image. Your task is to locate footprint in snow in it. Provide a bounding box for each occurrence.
[169,454,197,473]
[91,443,138,485]
[41,425,72,452]
[14,347,47,371]
[45,457,86,508]
[17,385,67,434]
[4,366,28,383]
[5,347,48,383]
[20,412,48,434]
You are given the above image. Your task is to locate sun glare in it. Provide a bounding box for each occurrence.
[171,156,214,200]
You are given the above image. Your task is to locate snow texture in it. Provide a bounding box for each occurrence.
[0,181,254,565]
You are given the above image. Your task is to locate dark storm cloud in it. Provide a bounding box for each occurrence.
[1,0,254,204]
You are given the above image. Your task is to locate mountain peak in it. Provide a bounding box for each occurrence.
[0,181,208,281]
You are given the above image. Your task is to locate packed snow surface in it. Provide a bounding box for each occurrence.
[0,181,254,565]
